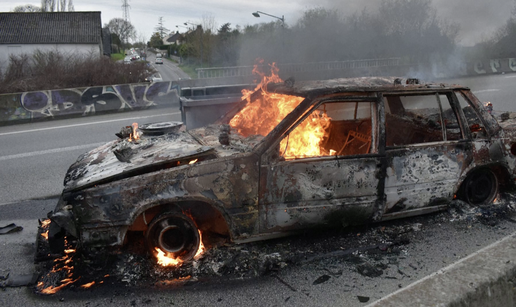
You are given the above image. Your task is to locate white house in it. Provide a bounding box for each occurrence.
[0,11,105,71]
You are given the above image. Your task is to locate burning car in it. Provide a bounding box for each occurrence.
[46,71,516,265]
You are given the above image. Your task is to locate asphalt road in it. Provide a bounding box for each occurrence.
[1,73,516,306]
[0,107,182,205]
[149,52,192,81]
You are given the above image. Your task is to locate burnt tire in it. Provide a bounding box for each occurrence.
[145,212,200,262]
[462,168,498,206]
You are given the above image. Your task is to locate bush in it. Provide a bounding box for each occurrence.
[0,50,156,94]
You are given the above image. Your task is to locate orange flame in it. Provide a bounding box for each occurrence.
[128,123,140,142]
[189,159,198,165]
[80,281,96,289]
[230,61,304,137]
[230,60,331,160]
[37,240,79,295]
[194,230,205,260]
[155,248,183,267]
[40,219,51,243]
[154,230,205,267]
[280,111,332,159]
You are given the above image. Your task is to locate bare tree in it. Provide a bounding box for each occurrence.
[154,17,170,39]
[202,14,217,33]
[106,18,136,46]
[41,0,74,12]
[12,4,41,12]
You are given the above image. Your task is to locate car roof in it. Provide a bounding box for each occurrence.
[269,77,469,97]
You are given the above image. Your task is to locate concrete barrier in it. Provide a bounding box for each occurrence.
[367,232,516,307]
[0,81,181,125]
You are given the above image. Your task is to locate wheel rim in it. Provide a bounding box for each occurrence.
[146,213,200,261]
[465,169,498,205]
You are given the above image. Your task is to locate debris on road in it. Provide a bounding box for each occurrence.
[0,223,23,235]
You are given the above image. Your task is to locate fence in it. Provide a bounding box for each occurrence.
[196,58,405,79]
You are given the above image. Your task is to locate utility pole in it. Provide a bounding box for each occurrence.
[122,0,130,22]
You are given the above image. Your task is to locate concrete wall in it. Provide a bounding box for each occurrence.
[0,81,180,125]
[0,44,102,72]
[468,58,516,75]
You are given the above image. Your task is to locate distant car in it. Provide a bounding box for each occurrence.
[47,77,516,264]
[144,75,163,82]
[155,58,163,64]
[123,57,131,64]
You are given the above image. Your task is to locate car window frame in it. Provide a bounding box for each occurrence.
[382,90,466,148]
[259,94,381,164]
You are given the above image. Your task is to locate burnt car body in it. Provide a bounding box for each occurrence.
[48,77,516,261]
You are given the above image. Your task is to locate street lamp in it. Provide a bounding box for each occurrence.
[252,11,285,26]
[253,11,286,62]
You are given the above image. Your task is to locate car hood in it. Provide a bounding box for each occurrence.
[63,123,263,192]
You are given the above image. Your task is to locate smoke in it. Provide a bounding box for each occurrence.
[232,0,515,80]
[314,0,514,46]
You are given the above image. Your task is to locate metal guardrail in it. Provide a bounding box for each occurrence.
[196,58,404,79]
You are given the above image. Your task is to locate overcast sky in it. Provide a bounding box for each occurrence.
[1,0,514,46]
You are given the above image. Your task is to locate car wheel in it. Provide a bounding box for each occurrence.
[462,168,498,206]
[145,212,200,262]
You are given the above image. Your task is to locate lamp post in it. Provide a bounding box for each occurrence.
[184,22,203,68]
[252,11,284,26]
[252,11,285,63]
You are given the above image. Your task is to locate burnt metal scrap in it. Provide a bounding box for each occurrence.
[45,76,516,269]
[35,197,515,293]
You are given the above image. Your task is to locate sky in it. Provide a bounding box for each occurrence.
[1,0,514,46]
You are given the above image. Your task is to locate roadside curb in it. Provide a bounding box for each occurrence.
[367,232,516,307]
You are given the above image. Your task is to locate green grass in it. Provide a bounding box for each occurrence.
[111,53,125,61]
[178,64,199,79]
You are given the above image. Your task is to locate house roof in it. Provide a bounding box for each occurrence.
[0,12,102,44]
[164,31,182,45]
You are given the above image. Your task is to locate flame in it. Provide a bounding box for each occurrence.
[155,247,183,267]
[280,111,331,159]
[40,219,51,242]
[189,159,198,164]
[154,230,205,267]
[229,60,331,160]
[80,281,96,289]
[230,61,304,137]
[128,123,140,142]
[41,231,49,240]
[194,230,205,260]
[37,239,79,295]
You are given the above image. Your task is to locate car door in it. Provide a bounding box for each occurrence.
[258,96,384,233]
[383,91,469,215]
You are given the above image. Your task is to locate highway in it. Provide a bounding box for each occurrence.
[1,73,516,306]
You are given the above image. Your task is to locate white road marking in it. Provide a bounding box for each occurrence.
[0,142,106,162]
[0,112,180,137]
[473,89,500,94]
[505,75,516,78]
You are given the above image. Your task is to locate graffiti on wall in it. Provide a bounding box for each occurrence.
[471,58,516,75]
[0,81,179,122]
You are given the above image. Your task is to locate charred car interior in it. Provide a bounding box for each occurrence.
[43,73,516,276]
